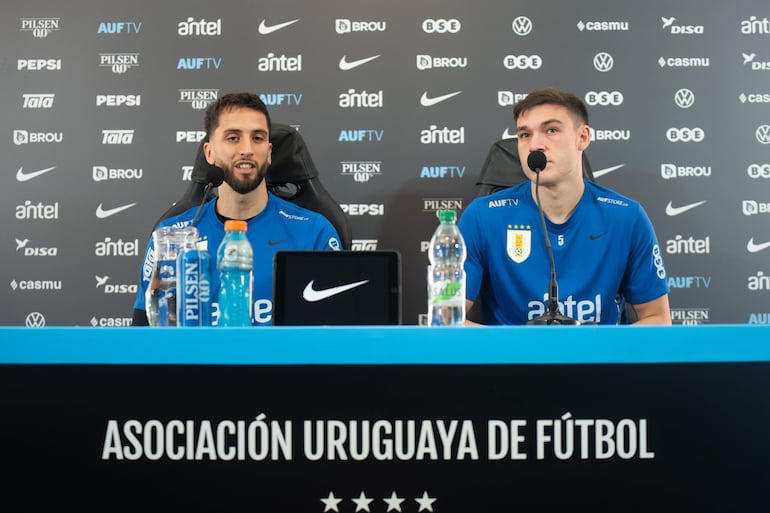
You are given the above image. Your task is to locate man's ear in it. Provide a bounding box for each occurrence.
[203,141,215,165]
[577,125,591,152]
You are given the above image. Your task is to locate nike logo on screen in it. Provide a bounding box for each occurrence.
[258,18,300,35]
[339,54,381,70]
[747,238,770,253]
[665,200,706,216]
[592,164,625,178]
[302,279,370,302]
[420,90,463,107]
[96,202,136,219]
[16,166,56,182]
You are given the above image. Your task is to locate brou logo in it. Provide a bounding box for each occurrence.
[661,164,712,179]
[498,91,528,106]
[593,52,614,72]
[177,57,222,70]
[511,16,532,36]
[97,22,142,34]
[742,200,770,216]
[99,53,139,73]
[93,166,143,181]
[335,19,386,34]
[417,55,468,70]
[20,18,60,38]
[22,93,55,109]
[13,130,62,145]
[179,89,218,110]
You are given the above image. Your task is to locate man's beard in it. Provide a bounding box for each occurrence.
[221,160,269,195]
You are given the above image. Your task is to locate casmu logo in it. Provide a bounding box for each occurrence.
[16,166,56,182]
[339,55,380,70]
[96,202,136,218]
[302,279,369,302]
[420,90,462,107]
[747,238,770,253]
[258,18,299,34]
[665,200,706,216]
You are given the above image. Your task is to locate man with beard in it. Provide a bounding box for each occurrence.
[132,93,341,326]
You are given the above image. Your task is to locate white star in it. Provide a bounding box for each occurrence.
[352,491,374,512]
[320,491,343,512]
[383,491,406,512]
[415,491,437,512]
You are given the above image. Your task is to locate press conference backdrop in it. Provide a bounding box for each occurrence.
[2,0,769,327]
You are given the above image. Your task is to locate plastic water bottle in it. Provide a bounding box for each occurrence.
[216,220,253,326]
[428,210,466,326]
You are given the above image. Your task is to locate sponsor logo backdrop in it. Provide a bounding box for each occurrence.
[2,0,769,326]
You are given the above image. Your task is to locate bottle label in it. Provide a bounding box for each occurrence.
[430,280,463,304]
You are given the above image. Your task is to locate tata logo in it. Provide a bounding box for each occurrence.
[177,57,222,70]
[661,164,712,179]
[498,91,528,106]
[585,91,623,106]
[756,125,770,144]
[93,166,144,181]
[257,53,301,71]
[182,166,194,180]
[658,57,710,68]
[748,164,770,178]
[20,18,60,38]
[511,16,532,36]
[101,130,134,144]
[417,55,468,70]
[741,16,770,34]
[335,19,386,34]
[96,94,141,107]
[25,312,46,327]
[593,52,614,72]
[177,17,222,36]
[97,21,142,34]
[420,125,465,144]
[179,89,218,109]
[341,161,382,182]
[351,239,379,251]
[338,89,383,108]
[99,53,139,73]
[742,200,770,216]
[17,59,61,71]
[259,93,302,106]
[340,204,384,216]
[504,55,542,70]
[666,127,704,142]
[13,130,63,145]
[422,19,461,34]
[674,88,695,108]
[22,93,55,109]
[661,17,704,34]
[176,131,206,143]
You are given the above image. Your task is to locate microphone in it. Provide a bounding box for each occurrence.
[526,150,580,325]
[191,164,224,227]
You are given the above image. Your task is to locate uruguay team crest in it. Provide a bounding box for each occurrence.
[507,225,531,263]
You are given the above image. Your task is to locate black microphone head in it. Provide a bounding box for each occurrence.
[527,150,547,172]
[206,164,225,187]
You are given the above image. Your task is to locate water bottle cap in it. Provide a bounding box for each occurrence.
[224,220,248,232]
[438,210,457,223]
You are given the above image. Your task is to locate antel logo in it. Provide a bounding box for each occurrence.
[338,89,383,108]
[661,16,704,34]
[14,130,63,145]
[420,125,465,144]
[422,19,461,34]
[674,88,695,108]
[741,16,770,35]
[17,58,61,71]
[504,55,542,70]
[179,89,218,110]
[666,235,710,255]
[99,53,139,73]
[512,16,532,36]
[666,127,705,142]
[95,237,139,256]
[593,52,614,72]
[22,93,55,109]
[101,130,134,144]
[748,164,770,178]
[585,91,624,106]
[20,18,60,38]
[96,94,141,107]
[177,17,222,36]
[15,200,59,220]
[335,19,387,35]
[756,125,770,144]
[257,53,301,71]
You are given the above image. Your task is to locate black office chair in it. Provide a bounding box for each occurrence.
[153,123,352,249]
[466,137,636,323]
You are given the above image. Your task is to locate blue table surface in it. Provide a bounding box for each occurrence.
[1,325,768,365]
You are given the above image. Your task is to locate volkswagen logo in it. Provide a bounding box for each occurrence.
[674,88,695,108]
[512,16,532,36]
[25,312,46,327]
[593,52,614,72]
[756,125,770,145]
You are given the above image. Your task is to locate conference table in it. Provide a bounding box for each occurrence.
[2,325,769,511]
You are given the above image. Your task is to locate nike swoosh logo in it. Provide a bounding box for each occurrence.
[302,279,370,302]
[592,164,625,178]
[747,238,770,253]
[339,54,380,70]
[665,200,706,216]
[258,18,300,35]
[96,202,136,219]
[501,128,517,139]
[268,239,285,246]
[420,90,462,107]
[590,232,607,241]
[16,166,56,182]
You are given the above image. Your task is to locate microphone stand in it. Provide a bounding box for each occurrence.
[190,182,216,227]
[527,167,580,325]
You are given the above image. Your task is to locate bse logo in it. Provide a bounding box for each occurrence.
[756,125,770,144]
[748,164,770,178]
[99,53,139,73]
[674,88,695,108]
[511,16,532,36]
[179,89,218,110]
[351,239,378,251]
[22,93,55,109]
[422,19,461,33]
[585,91,623,106]
[102,130,134,144]
[504,55,542,70]
[20,18,60,38]
[666,127,704,142]
[341,161,382,182]
[593,52,614,72]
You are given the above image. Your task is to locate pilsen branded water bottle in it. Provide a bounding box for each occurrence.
[427,210,466,326]
[146,226,198,327]
[177,248,212,326]
[216,220,253,326]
